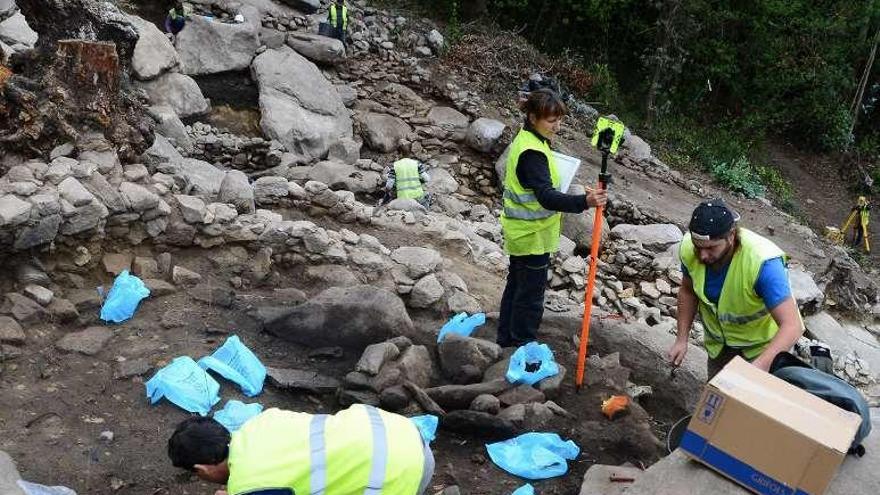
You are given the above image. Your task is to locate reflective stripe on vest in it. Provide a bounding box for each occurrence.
[680,228,797,359]
[329,5,348,30]
[226,406,424,495]
[500,128,562,256]
[394,158,424,200]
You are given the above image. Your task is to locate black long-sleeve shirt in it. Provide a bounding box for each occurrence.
[515,123,588,213]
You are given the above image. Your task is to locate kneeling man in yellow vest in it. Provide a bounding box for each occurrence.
[168,404,434,495]
[667,199,804,378]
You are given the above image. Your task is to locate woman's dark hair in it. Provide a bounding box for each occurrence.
[167,416,231,470]
[519,88,568,121]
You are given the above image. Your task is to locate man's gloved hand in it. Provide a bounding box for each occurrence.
[809,344,834,374]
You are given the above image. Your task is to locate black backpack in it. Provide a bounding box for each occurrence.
[770,351,872,456]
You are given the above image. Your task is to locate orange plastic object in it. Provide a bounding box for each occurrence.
[575,190,606,389]
[601,395,630,419]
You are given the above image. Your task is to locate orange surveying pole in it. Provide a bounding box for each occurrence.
[575,126,617,390]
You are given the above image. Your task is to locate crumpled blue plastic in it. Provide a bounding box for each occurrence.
[512,484,535,495]
[506,342,560,386]
[145,356,220,416]
[197,335,266,397]
[100,270,150,323]
[486,433,580,480]
[410,414,439,444]
[438,312,486,342]
[213,400,264,432]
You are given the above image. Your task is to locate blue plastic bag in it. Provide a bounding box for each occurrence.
[506,342,560,386]
[438,312,486,342]
[100,270,150,323]
[145,356,220,415]
[213,400,264,432]
[197,335,266,397]
[410,414,439,444]
[512,484,535,495]
[486,432,580,480]
[17,481,77,495]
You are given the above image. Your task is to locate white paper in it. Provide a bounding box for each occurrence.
[552,152,581,193]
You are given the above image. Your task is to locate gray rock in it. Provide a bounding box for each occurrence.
[427,168,459,195]
[789,265,824,315]
[391,246,442,278]
[805,312,880,378]
[536,364,566,399]
[337,389,381,407]
[78,150,120,175]
[3,293,46,326]
[114,358,153,380]
[0,12,36,49]
[0,450,27,495]
[379,385,410,411]
[259,27,285,49]
[0,316,24,344]
[447,291,482,315]
[0,194,32,226]
[358,112,411,152]
[45,158,73,184]
[441,410,518,439]
[470,393,501,414]
[58,177,95,207]
[172,266,202,287]
[356,342,400,376]
[267,367,340,394]
[218,170,256,214]
[23,284,53,306]
[102,253,132,276]
[579,464,644,495]
[335,84,357,107]
[306,161,380,193]
[498,384,546,406]
[26,193,61,217]
[611,224,683,251]
[148,105,192,151]
[428,106,469,138]
[254,176,290,203]
[427,29,445,53]
[120,182,159,212]
[466,118,505,153]
[264,285,415,349]
[158,158,226,199]
[55,327,113,356]
[395,344,435,388]
[0,0,16,22]
[13,214,60,250]
[252,47,353,162]
[410,274,444,308]
[67,289,103,315]
[304,264,359,287]
[286,32,345,65]
[176,12,259,75]
[80,173,125,214]
[277,0,319,14]
[176,195,208,223]
[133,257,160,279]
[59,201,109,235]
[439,334,502,384]
[47,298,78,322]
[129,15,179,80]
[145,135,185,164]
[623,134,652,162]
[385,198,426,212]
[327,137,361,165]
[144,279,176,297]
[136,72,209,119]
[426,379,512,410]
[563,192,610,252]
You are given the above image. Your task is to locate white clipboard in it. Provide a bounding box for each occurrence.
[552,151,581,193]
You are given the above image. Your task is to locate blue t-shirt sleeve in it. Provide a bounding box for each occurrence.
[754,257,791,309]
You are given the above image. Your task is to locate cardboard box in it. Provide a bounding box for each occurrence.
[680,357,862,495]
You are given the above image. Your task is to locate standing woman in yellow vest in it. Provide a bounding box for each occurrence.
[667,199,804,378]
[328,0,349,46]
[497,89,607,347]
[168,404,434,495]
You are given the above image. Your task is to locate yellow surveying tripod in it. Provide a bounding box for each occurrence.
[826,196,871,252]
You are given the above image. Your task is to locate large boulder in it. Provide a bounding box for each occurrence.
[252,47,353,162]
[789,265,824,314]
[277,0,319,14]
[264,285,415,348]
[438,334,502,384]
[176,13,259,75]
[156,158,226,199]
[286,32,345,65]
[611,223,683,251]
[804,312,880,378]
[0,12,36,51]
[219,170,255,213]
[136,72,209,119]
[148,105,192,151]
[562,185,610,251]
[0,1,17,22]
[466,118,506,153]
[428,106,469,139]
[427,168,459,195]
[306,160,381,193]
[129,15,179,80]
[358,112,411,152]
[623,134,652,162]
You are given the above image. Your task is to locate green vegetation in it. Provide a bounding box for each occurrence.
[407,0,880,198]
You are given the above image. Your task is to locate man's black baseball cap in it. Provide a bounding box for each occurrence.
[689,198,741,241]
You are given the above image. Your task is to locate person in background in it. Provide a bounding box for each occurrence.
[497,88,606,348]
[667,199,804,378]
[383,157,432,208]
[328,0,349,46]
[165,1,190,37]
